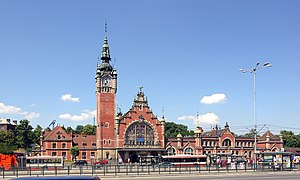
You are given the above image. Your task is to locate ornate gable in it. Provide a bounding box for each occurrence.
[43,126,72,141]
[116,88,165,150]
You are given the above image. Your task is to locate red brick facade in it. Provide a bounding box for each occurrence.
[41,126,73,161]
[167,124,283,161]
[73,134,97,161]
[115,88,165,162]
[257,131,283,152]
[95,36,117,160]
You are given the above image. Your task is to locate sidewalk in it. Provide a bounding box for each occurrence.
[99,170,300,180]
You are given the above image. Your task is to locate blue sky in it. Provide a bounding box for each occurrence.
[1,0,300,135]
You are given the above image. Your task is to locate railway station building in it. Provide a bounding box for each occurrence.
[40,34,283,163]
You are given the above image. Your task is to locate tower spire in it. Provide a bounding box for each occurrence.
[104,18,108,35]
[96,20,113,76]
[100,19,110,62]
[101,36,110,61]
[101,18,111,63]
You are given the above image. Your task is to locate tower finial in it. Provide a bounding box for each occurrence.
[138,86,143,93]
[105,18,108,34]
[113,58,117,68]
[162,106,165,119]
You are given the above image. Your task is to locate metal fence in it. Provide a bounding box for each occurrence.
[1,162,300,178]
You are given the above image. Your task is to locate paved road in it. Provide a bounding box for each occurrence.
[101,171,300,180]
[4,171,300,179]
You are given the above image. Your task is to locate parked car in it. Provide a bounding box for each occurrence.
[73,160,88,167]
[93,159,108,167]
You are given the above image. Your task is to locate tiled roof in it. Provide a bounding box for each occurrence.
[202,129,225,137]
[259,131,281,141]
[0,118,17,125]
[43,126,72,141]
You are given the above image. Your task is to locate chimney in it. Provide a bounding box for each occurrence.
[13,120,17,125]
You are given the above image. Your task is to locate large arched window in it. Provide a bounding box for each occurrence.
[222,139,232,147]
[167,147,176,155]
[124,119,155,146]
[184,147,194,155]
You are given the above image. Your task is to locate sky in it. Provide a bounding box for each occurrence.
[1,0,300,135]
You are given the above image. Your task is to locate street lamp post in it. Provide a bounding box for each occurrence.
[239,62,272,171]
[100,122,105,161]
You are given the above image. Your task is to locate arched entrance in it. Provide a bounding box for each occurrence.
[124,118,156,146]
[118,116,163,163]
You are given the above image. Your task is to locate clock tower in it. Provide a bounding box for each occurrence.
[95,35,117,160]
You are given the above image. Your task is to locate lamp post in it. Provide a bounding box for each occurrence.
[239,62,272,171]
[101,122,105,161]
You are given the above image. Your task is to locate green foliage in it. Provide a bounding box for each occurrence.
[74,125,84,134]
[244,129,256,138]
[70,146,79,160]
[44,127,51,132]
[33,125,42,145]
[0,130,17,154]
[82,124,96,135]
[165,122,194,138]
[280,130,300,148]
[66,127,73,134]
[15,119,35,149]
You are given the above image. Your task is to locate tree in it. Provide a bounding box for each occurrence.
[74,125,84,134]
[0,130,17,154]
[33,125,43,145]
[15,119,35,149]
[165,122,194,138]
[70,146,79,160]
[280,130,300,148]
[66,126,73,134]
[44,127,51,132]
[243,129,256,138]
[82,124,96,135]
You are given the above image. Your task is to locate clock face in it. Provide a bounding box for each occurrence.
[103,76,110,86]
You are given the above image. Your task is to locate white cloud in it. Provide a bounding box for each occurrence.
[200,93,227,104]
[178,115,195,121]
[0,102,40,120]
[194,112,220,126]
[59,110,95,121]
[0,103,22,114]
[23,112,40,120]
[60,94,80,102]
